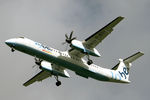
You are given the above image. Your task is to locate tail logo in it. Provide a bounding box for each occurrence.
[118,67,129,79]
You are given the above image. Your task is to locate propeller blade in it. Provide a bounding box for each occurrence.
[34,57,37,61]
[34,57,39,62]
[69,31,73,39]
[39,59,43,62]
[71,37,76,41]
[65,34,69,39]
[62,42,66,45]
[34,57,42,66]
[32,64,37,68]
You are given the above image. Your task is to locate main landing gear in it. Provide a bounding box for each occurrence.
[11,48,15,52]
[54,75,61,86]
[87,59,93,65]
[86,55,93,65]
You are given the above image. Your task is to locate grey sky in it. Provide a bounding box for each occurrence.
[0,0,149,100]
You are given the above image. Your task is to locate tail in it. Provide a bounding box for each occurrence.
[112,52,144,83]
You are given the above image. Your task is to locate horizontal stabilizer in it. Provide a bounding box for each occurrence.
[112,52,144,70]
[123,52,144,64]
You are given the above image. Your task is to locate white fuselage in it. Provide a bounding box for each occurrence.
[5,37,129,83]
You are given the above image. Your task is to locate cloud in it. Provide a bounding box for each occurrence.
[0,0,149,100]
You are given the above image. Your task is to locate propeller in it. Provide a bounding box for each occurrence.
[62,31,76,50]
[64,31,76,44]
[32,58,43,68]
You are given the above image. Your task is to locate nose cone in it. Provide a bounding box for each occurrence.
[5,39,16,47]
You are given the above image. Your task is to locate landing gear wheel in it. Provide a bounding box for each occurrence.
[56,81,61,86]
[87,60,93,65]
[86,55,93,65]
[11,48,15,52]
[54,75,61,86]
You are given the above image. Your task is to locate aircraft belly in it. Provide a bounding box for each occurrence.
[14,43,110,82]
[60,57,110,81]
[88,71,110,81]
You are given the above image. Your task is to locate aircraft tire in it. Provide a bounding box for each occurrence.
[11,48,15,52]
[56,81,61,86]
[87,60,93,65]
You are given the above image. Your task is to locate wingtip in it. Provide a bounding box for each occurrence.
[118,16,125,19]
[139,51,144,55]
[23,83,27,87]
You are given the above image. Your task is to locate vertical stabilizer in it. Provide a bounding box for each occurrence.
[116,59,130,82]
[112,52,144,83]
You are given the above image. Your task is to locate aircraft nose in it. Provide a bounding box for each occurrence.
[5,39,16,47]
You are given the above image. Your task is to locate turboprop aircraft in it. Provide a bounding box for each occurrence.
[5,16,144,86]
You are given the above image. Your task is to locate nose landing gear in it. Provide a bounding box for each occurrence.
[11,48,15,52]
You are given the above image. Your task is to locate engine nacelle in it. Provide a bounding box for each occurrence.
[40,61,70,78]
[71,40,101,57]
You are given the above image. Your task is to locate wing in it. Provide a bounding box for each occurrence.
[69,16,124,58]
[23,70,51,87]
[83,16,124,49]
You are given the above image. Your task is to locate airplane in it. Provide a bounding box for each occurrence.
[5,16,144,87]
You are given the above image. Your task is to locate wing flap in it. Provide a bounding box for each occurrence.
[68,48,85,58]
[23,71,51,87]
